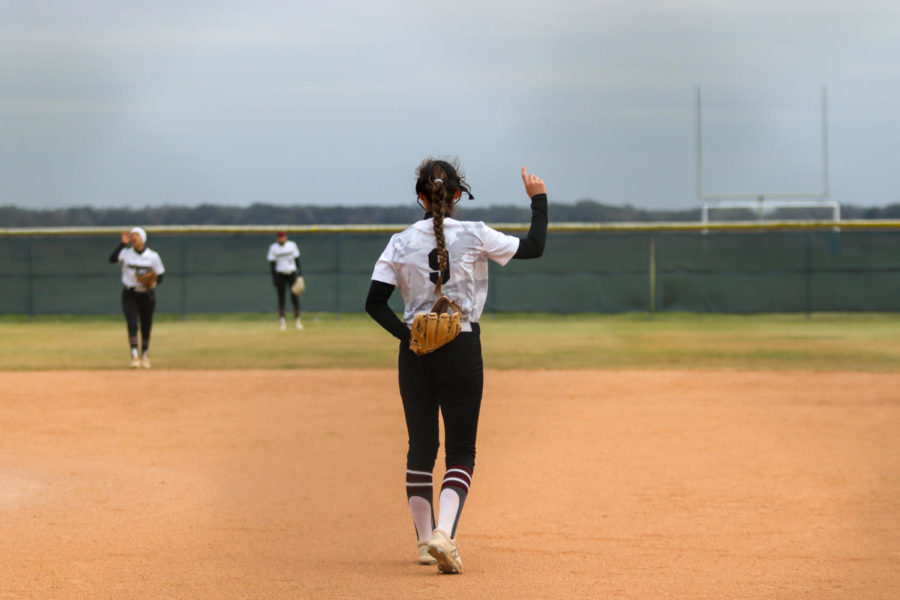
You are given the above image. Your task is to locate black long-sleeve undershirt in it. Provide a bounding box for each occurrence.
[365,280,410,343]
[109,243,126,263]
[365,193,548,340]
[512,193,547,259]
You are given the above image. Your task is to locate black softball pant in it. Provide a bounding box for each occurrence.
[273,272,300,314]
[122,288,155,349]
[398,325,483,473]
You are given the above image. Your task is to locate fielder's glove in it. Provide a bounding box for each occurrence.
[409,296,463,356]
[137,271,158,290]
[291,275,306,296]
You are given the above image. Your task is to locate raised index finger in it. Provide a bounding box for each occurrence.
[521,166,528,182]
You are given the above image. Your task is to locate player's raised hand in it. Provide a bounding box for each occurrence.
[521,166,546,198]
[121,231,130,245]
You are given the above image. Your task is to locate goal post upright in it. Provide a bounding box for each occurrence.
[696,86,835,226]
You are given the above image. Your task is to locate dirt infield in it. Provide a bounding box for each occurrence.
[1,369,898,599]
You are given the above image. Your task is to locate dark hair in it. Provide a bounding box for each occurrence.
[415,158,472,296]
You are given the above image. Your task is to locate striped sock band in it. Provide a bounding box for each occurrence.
[441,465,472,495]
[406,469,433,498]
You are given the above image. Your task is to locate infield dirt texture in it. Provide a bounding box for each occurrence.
[2,368,898,599]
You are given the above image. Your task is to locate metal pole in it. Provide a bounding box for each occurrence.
[822,85,830,198]
[804,231,812,320]
[695,87,703,201]
[648,231,657,317]
[180,235,187,320]
[26,237,34,320]
[334,234,341,315]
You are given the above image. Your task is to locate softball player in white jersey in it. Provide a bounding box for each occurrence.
[109,227,165,368]
[267,231,303,330]
[365,159,548,573]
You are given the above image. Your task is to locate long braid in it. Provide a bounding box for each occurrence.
[431,178,449,297]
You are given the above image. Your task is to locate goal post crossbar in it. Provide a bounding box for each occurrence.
[701,198,841,225]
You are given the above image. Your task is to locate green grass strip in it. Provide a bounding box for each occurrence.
[0,312,898,371]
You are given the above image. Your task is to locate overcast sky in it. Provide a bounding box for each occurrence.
[2,0,898,210]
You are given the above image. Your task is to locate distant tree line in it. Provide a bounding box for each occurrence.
[1,200,899,227]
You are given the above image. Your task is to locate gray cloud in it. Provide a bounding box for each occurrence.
[1,0,898,210]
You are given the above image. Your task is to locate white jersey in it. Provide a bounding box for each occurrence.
[371,218,520,325]
[267,241,300,274]
[117,246,165,291]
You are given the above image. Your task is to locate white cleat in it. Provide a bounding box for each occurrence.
[417,542,437,565]
[140,357,151,369]
[295,318,304,330]
[279,319,286,331]
[130,357,140,369]
[427,528,462,574]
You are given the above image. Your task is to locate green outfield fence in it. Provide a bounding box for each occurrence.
[1,221,899,316]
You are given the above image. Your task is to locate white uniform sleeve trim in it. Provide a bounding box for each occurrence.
[371,236,398,286]
[481,222,519,266]
[153,251,165,275]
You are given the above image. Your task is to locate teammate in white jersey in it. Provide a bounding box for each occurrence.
[108,227,166,368]
[266,231,303,330]
[365,158,548,573]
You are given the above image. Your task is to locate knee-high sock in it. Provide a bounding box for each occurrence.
[436,465,472,538]
[406,469,434,544]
